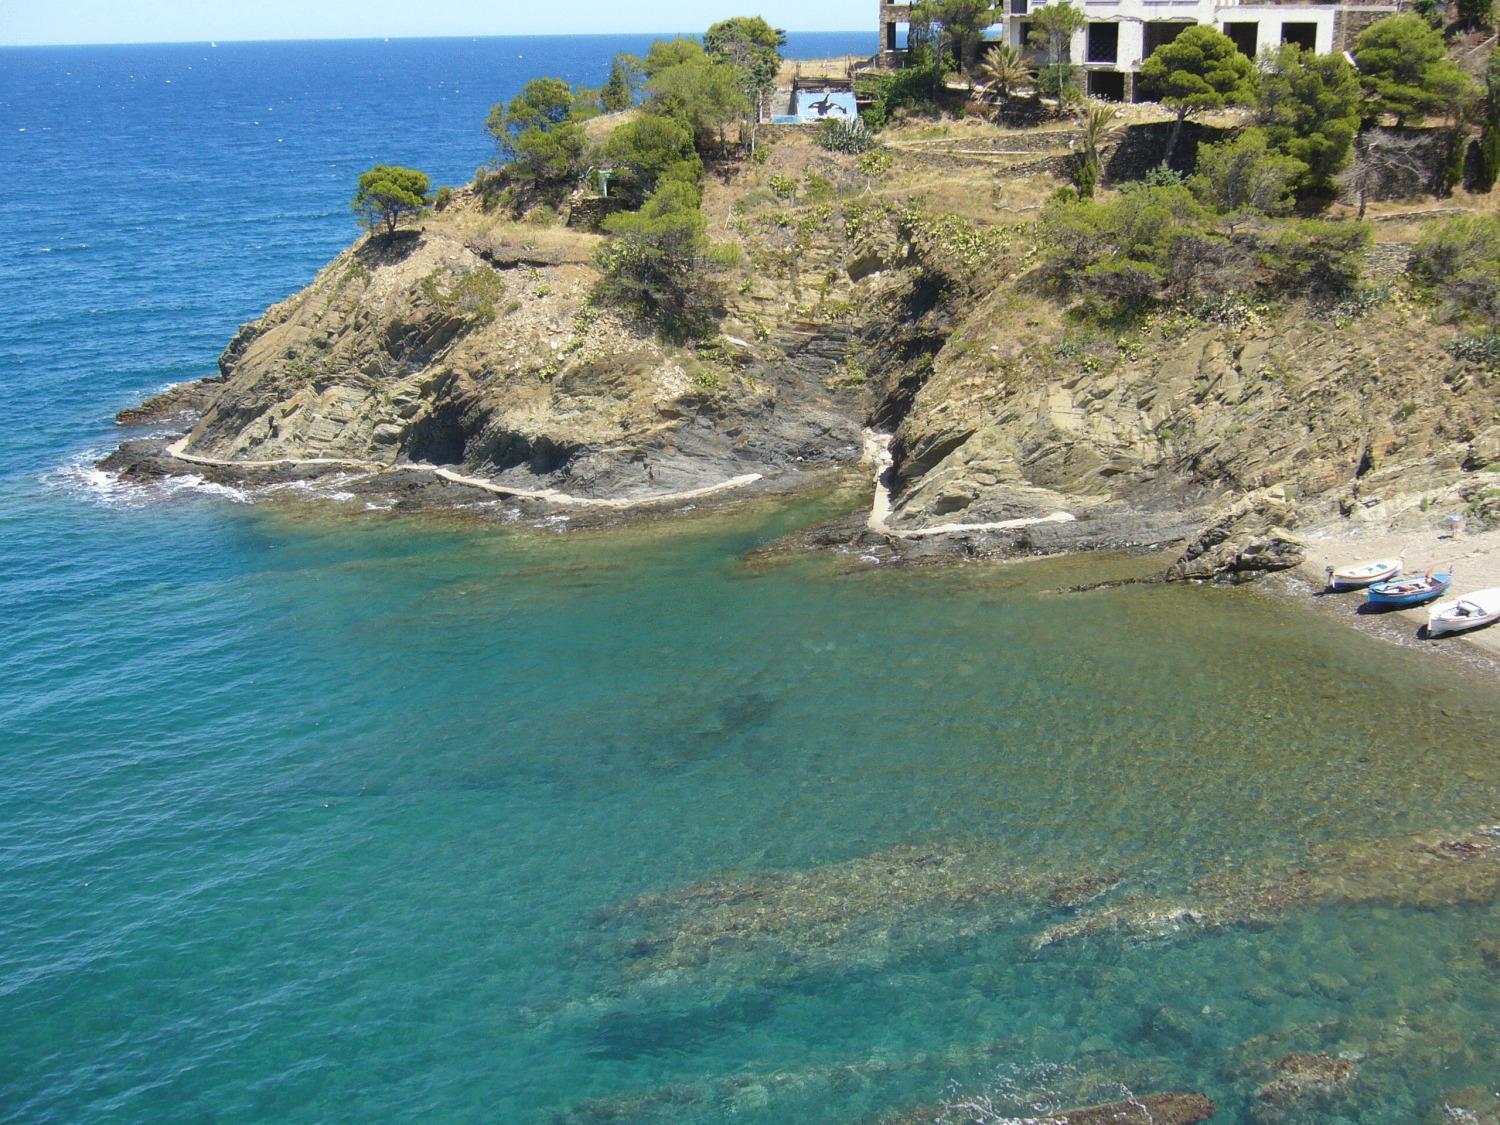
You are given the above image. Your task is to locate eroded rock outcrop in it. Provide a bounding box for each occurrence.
[859,272,1497,580]
[110,191,868,508]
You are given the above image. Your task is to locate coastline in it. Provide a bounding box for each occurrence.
[1294,521,1500,664]
[111,408,1500,669]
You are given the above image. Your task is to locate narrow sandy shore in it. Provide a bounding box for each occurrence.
[1298,521,1500,660]
[164,438,765,512]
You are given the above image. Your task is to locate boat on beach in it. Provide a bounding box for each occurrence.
[1428,587,1500,636]
[1366,571,1452,609]
[1326,557,1402,590]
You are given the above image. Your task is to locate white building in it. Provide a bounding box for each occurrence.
[878,0,1397,101]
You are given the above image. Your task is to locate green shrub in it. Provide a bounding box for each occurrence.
[815,116,876,153]
[1446,332,1500,369]
[768,173,798,200]
[420,266,505,323]
[802,173,836,204]
[1254,219,1369,295]
[1411,215,1500,327]
[1038,181,1368,316]
[857,57,945,131]
[597,180,725,340]
[1190,128,1302,217]
[858,149,894,178]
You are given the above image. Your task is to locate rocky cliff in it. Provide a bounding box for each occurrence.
[108,188,866,511]
[107,123,1500,579]
[858,256,1498,576]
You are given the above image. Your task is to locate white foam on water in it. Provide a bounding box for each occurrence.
[43,452,253,509]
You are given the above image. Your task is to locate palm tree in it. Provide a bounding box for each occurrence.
[1075,99,1118,197]
[978,44,1034,111]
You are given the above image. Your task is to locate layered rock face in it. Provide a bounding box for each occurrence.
[862,264,1498,572]
[110,146,1498,576]
[130,194,866,502]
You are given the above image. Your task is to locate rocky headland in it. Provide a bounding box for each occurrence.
[105,112,1500,595]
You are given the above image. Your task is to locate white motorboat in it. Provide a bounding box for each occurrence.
[1428,587,1500,637]
[1327,557,1402,591]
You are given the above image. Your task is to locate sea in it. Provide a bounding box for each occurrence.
[3,34,1500,1124]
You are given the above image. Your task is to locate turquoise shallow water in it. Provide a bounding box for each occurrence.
[6,494,1500,1122]
[3,35,1500,1125]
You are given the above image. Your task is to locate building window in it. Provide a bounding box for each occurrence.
[1144,21,1189,57]
[1280,21,1317,49]
[1010,0,1028,13]
[1222,21,1258,58]
[1089,70,1126,101]
[1086,22,1119,64]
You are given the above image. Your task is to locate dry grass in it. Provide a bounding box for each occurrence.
[701,125,1058,233]
[424,195,603,264]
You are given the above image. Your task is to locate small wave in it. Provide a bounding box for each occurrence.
[42,453,252,509]
[260,477,365,504]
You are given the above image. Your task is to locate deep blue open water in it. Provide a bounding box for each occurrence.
[4,35,1500,1124]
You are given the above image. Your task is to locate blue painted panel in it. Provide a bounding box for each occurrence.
[794,90,858,122]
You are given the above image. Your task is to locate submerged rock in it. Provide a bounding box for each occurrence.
[1250,1053,1358,1121]
[596,842,1121,981]
[1034,824,1500,949]
[1425,1087,1500,1124]
[881,1090,1217,1124]
[1476,938,1500,970]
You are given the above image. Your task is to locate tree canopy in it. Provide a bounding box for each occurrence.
[977,43,1033,107]
[704,16,785,156]
[1479,46,1500,192]
[910,0,1000,72]
[1139,25,1257,156]
[1190,128,1301,218]
[645,46,748,154]
[1457,0,1494,29]
[643,37,709,77]
[1255,45,1362,195]
[352,165,431,235]
[1027,2,1086,107]
[485,77,597,183]
[602,113,701,204]
[1140,26,1257,120]
[1353,14,1474,124]
[601,53,644,112]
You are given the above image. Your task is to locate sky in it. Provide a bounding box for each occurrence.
[0,0,869,46]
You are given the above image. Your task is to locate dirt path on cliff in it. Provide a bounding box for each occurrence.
[861,431,1076,538]
[164,438,765,512]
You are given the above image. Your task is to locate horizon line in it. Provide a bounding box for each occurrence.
[0,29,873,50]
